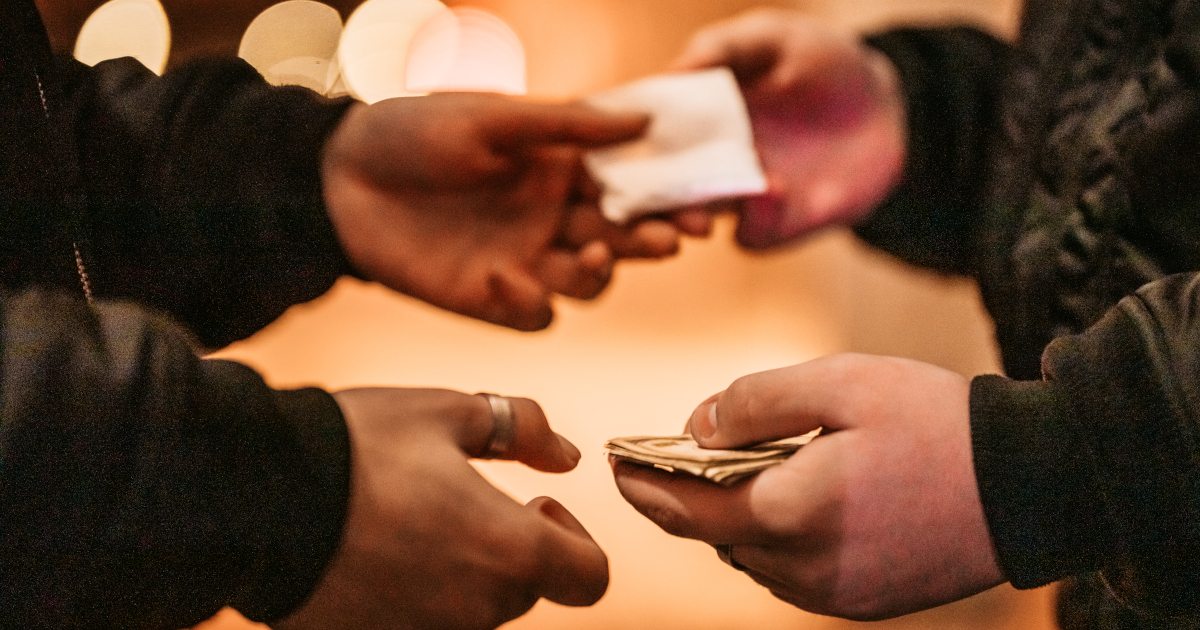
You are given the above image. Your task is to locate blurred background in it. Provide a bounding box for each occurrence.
[38,0,1054,628]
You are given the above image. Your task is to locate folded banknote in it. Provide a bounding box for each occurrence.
[605,432,817,486]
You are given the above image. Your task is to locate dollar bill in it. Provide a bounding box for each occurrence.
[605,431,817,486]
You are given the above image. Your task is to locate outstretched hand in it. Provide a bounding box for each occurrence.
[276,388,607,630]
[322,92,667,331]
[671,9,908,249]
[612,354,1004,620]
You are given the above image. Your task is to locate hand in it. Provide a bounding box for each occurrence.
[275,388,607,630]
[611,354,1004,621]
[321,92,650,331]
[671,9,908,249]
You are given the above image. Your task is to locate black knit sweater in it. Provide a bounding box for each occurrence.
[863,0,1200,626]
[0,1,355,627]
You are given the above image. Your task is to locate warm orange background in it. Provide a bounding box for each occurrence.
[45,0,1060,628]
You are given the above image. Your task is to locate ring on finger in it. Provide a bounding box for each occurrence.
[477,392,516,459]
[715,544,748,572]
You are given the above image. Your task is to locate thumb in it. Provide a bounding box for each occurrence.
[667,39,727,72]
[525,496,610,606]
[688,359,852,449]
[487,265,554,332]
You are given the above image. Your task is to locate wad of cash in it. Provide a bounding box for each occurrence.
[605,431,818,486]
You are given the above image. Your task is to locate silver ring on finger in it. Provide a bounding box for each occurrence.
[477,393,516,459]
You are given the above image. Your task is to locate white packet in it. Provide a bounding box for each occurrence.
[583,67,767,223]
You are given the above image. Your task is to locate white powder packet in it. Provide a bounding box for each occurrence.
[583,67,767,223]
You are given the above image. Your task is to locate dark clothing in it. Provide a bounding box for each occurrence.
[862,0,1200,626]
[1,0,356,627]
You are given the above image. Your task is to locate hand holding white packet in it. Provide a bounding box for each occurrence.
[583,67,768,223]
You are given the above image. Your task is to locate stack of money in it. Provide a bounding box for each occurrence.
[605,432,818,486]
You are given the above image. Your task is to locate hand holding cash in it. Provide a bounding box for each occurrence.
[611,355,1001,622]
[605,432,815,486]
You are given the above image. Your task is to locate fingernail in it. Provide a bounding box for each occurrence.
[694,402,718,440]
[557,434,582,465]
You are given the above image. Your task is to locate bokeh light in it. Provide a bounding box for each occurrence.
[239,0,343,94]
[74,0,170,75]
[337,0,449,102]
[405,7,526,95]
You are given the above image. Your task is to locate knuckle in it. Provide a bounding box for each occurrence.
[823,353,872,389]
[722,377,756,421]
[749,6,787,22]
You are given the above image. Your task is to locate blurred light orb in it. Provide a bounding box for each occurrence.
[239,0,344,94]
[338,0,450,103]
[405,7,527,95]
[74,0,171,75]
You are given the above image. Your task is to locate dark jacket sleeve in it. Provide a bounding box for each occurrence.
[855,27,1012,275]
[40,54,358,348]
[0,287,351,630]
[970,272,1200,618]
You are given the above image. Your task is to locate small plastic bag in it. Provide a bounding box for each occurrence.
[584,67,767,223]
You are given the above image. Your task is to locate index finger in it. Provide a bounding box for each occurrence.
[489,100,650,149]
[460,394,583,473]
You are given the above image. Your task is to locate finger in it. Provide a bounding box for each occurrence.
[668,31,731,72]
[708,541,826,614]
[733,543,849,618]
[536,243,614,300]
[487,266,554,331]
[559,205,681,259]
[525,496,610,606]
[668,13,778,73]
[688,357,863,449]
[735,192,792,250]
[682,391,722,436]
[732,544,812,595]
[559,204,612,250]
[731,555,832,615]
[615,220,681,259]
[572,166,603,204]
[464,394,582,473]
[610,459,763,544]
[669,10,786,81]
[490,101,650,149]
[671,206,717,237]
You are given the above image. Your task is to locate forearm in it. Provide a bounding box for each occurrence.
[855,26,1012,275]
[0,288,351,629]
[970,272,1200,616]
[47,54,357,347]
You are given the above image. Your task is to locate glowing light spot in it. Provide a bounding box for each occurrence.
[337,0,450,103]
[405,7,527,95]
[239,1,343,94]
[74,0,171,75]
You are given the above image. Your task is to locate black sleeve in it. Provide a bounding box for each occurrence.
[854,27,1012,275]
[0,287,351,630]
[969,272,1200,618]
[41,54,358,349]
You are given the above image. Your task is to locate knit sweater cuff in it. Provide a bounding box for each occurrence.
[970,374,1110,588]
[228,386,352,622]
